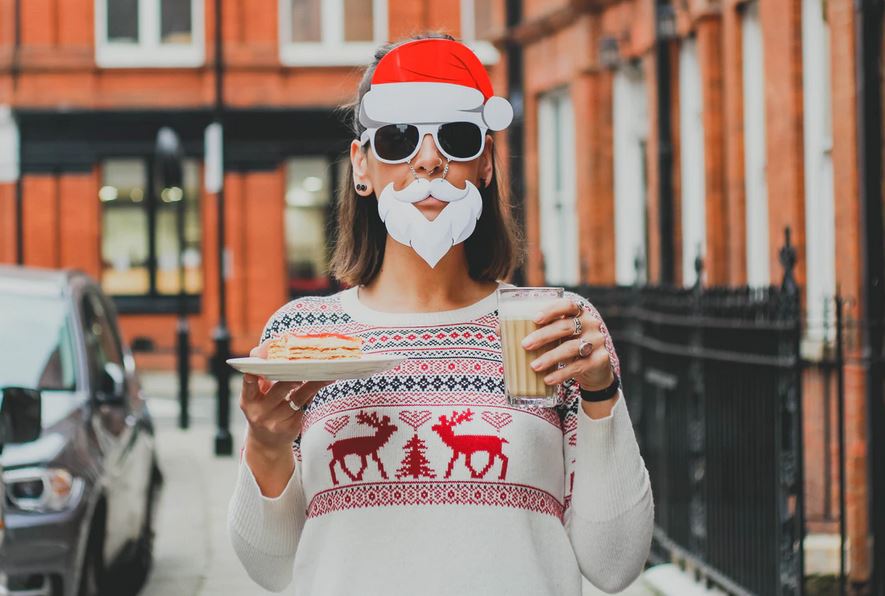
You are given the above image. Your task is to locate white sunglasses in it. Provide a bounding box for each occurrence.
[359,122,488,164]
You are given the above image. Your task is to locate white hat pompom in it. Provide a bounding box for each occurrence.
[482,96,514,131]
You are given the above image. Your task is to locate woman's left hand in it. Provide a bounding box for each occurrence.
[520,298,615,391]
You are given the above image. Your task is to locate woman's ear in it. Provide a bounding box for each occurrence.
[479,134,494,188]
[350,139,374,196]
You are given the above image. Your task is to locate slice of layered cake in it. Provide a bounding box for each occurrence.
[266,332,363,361]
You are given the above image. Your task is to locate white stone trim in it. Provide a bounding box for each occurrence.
[538,87,579,285]
[95,0,204,68]
[279,0,388,67]
[742,1,770,287]
[679,37,707,287]
[802,0,837,344]
[460,0,500,65]
[613,63,649,285]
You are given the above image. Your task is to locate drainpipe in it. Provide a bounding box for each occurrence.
[855,0,885,593]
[654,0,676,285]
[505,0,526,285]
[13,0,22,265]
[212,0,233,456]
[856,0,885,591]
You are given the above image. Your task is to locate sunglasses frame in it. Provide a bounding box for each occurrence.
[359,121,488,165]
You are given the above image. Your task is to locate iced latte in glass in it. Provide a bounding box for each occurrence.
[497,287,564,407]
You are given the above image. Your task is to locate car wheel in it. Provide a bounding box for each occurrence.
[78,509,106,596]
[104,461,160,594]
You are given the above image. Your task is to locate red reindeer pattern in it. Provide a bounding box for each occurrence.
[432,409,509,480]
[328,411,398,485]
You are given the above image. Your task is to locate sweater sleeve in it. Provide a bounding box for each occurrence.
[227,443,306,592]
[559,292,654,593]
[226,302,309,592]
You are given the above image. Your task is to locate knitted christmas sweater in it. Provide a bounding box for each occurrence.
[227,284,653,595]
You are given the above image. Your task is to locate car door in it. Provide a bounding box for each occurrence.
[80,289,149,563]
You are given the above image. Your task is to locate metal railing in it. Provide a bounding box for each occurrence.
[567,229,807,595]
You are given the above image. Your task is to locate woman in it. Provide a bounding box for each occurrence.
[228,33,653,595]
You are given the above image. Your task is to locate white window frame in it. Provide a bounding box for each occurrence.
[95,0,204,68]
[279,0,388,67]
[679,37,706,287]
[802,0,836,349]
[460,0,500,65]
[613,62,649,285]
[742,1,770,287]
[538,88,579,286]
[0,106,19,183]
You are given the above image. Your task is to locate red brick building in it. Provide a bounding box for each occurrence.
[509,0,882,589]
[0,0,502,369]
[1,0,882,590]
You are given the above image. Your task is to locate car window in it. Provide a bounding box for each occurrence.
[81,291,125,387]
[0,293,77,391]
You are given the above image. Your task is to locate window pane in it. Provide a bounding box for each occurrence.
[291,0,322,42]
[156,159,202,295]
[101,159,149,296]
[285,157,333,298]
[107,0,139,43]
[0,294,77,391]
[161,0,193,44]
[344,0,374,42]
[474,0,493,40]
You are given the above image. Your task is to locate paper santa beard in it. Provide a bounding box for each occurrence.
[358,38,513,268]
[378,178,483,268]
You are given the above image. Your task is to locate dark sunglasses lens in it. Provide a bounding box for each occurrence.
[438,122,483,159]
[373,124,419,161]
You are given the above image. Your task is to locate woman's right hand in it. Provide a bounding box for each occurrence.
[239,341,331,496]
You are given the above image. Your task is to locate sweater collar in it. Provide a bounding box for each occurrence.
[339,281,511,326]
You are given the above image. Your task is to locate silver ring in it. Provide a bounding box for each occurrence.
[572,316,583,337]
[577,337,593,358]
[285,395,300,412]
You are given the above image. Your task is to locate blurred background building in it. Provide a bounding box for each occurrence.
[1,0,883,593]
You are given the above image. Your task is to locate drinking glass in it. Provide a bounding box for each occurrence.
[497,287,564,407]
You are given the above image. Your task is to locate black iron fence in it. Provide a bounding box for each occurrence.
[568,231,811,595]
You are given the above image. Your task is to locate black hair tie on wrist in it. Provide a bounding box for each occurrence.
[579,374,620,403]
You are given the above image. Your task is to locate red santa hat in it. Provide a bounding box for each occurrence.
[358,38,514,131]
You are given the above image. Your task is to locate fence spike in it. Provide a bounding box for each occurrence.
[779,226,798,295]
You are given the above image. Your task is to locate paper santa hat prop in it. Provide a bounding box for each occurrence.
[359,38,514,131]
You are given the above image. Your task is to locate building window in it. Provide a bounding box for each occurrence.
[280,0,388,66]
[742,0,770,287]
[613,62,650,285]
[538,88,579,286]
[460,0,500,64]
[284,156,341,298]
[100,158,202,298]
[96,0,204,68]
[802,0,836,345]
[679,37,706,286]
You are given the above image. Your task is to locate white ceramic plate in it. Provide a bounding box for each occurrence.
[226,354,407,381]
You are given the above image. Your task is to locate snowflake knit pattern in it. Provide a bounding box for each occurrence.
[228,284,653,596]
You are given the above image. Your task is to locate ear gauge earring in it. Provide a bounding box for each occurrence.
[355,183,368,192]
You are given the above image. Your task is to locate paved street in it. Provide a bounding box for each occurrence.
[137,372,653,596]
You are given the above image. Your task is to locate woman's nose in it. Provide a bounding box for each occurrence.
[411,133,444,176]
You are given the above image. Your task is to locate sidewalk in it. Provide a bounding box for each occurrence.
[139,372,280,596]
[137,371,654,596]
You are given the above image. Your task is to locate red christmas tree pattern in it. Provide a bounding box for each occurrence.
[396,434,436,479]
[396,410,436,479]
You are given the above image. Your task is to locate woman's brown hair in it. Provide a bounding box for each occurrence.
[328,31,523,287]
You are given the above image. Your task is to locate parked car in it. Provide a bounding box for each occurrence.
[0,266,162,596]
[1,386,44,595]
